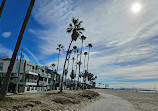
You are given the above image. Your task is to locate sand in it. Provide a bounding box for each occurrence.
[94,89,158,111]
[0,90,100,111]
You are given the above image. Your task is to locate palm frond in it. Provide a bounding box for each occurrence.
[72,17,78,26]
[69,23,72,27]
[77,27,85,31]
[77,21,83,27]
[66,28,72,33]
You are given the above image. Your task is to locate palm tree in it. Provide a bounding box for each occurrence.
[75,49,79,80]
[0,0,6,18]
[60,17,85,92]
[77,61,82,89]
[0,0,35,100]
[71,57,75,70]
[64,69,68,89]
[87,43,93,72]
[66,50,72,72]
[79,35,86,80]
[80,35,86,62]
[84,52,88,71]
[51,63,56,70]
[56,44,64,72]
[87,73,94,88]
[70,70,76,90]
[83,70,88,89]
[72,46,77,71]
[51,63,56,90]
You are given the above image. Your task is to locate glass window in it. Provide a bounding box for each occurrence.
[0,62,3,70]
[16,62,23,71]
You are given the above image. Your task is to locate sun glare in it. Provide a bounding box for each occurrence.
[131,2,142,13]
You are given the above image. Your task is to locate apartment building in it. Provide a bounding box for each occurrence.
[0,57,51,93]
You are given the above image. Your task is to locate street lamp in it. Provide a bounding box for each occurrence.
[15,48,28,93]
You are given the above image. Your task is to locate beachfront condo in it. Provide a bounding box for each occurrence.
[0,57,51,93]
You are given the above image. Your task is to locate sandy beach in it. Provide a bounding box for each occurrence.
[0,90,100,111]
[94,89,158,111]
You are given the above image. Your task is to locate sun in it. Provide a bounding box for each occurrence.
[131,2,142,13]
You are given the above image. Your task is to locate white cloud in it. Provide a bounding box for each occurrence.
[0,44,12,56]
[31,0,158,88]
[1,31,11,38]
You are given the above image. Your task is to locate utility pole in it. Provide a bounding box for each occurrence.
[15,48,27,93]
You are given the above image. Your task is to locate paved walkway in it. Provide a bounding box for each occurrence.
[84,92,135,111]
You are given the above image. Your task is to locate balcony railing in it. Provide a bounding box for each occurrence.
[26,79,37,83]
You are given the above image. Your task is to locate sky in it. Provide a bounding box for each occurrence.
[0,0,158,89]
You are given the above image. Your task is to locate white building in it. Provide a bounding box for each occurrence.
[0,57,51,93]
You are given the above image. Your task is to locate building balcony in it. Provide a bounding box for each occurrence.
[26,79,37,83]
[39,81,48,86]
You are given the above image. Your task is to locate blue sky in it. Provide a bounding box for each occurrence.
[0,0,158,89]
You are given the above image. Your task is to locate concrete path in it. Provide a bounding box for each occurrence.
[84,93,135,111]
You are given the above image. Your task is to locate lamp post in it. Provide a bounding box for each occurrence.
[15,48,28,93]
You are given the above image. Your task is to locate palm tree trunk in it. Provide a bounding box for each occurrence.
[65,53,71,89]
[84,55,86,71]
[79,41,83,89]
[60,40,73,92]
[0,0,35,100]
[79,41,83,74]
[87,48,90,72]
[0,0,6,18]
[77,63,81,89]
[72,52,76,71]
[75,54,78,79]
[57,51,60,72]
[80,41,83,62]
[72,59,74,70]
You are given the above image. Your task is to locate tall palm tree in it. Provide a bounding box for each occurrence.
[56,44,64,72]
[75,49,79,79]
[60,17,85,92]
[84,52,88,71]
[77,61,82,89]
[87,43,93,72]
[64,69,68,89]
[66,50,72,72]
[83,52,88,88]
[80,35,86,62]
[83,70,88,89]
[71,57,75,70]
[79,35,86,79]
[72,46,77,71]
[0,0,6,18]
[70,70,76,90]
[51,63,56,90]
[0,0,35,100]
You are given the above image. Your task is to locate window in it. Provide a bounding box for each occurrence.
[0,62,3,70]
[27,87,30,91]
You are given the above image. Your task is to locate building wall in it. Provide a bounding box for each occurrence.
[0,60,51,93]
